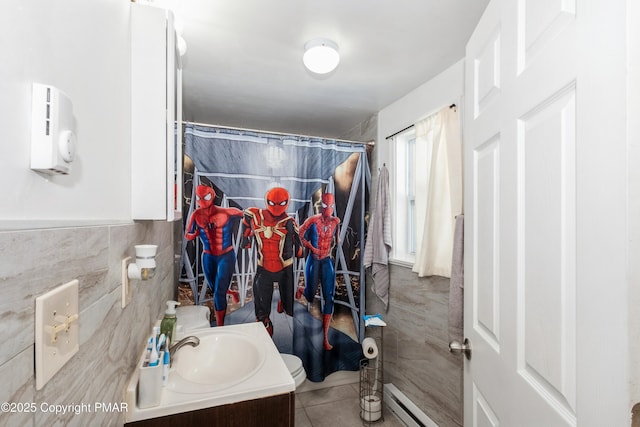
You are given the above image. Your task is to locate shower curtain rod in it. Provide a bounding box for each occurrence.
[184,121,374,146]
[385,103,457,140]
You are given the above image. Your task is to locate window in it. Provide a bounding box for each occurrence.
[406,135,416,255]
[389,126,434,265]
[386,107,462,275]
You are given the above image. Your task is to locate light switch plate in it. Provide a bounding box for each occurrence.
[35,279,79,390]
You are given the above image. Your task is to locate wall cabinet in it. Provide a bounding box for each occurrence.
[131,3,182,221]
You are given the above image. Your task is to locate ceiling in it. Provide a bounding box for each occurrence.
[148,0,489,140]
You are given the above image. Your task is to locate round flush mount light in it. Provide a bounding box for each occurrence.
[303,38,340,74]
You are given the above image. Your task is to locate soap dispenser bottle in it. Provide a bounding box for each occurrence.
[160,301,179,346]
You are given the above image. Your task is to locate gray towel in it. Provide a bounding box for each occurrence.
[363,165,392,309]
[448,214,464,342]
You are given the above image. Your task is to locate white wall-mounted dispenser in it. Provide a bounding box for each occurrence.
[127,244,158,281]
[122,244,158,308]
[30,83,76,175]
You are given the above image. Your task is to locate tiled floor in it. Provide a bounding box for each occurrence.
[295,383,404,427]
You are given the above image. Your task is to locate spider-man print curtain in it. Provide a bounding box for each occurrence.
[181,124,371,382]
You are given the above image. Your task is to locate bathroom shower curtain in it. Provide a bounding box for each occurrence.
[181,124,371,382]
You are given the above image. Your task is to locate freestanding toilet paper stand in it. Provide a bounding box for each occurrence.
[359,324,384,425]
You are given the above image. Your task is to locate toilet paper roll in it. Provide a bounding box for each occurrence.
[360,395,382,422]
[362,337,378,359]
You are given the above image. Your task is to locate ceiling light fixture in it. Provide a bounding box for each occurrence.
[303,38,340,74]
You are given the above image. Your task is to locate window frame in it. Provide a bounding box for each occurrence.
[389,128,418,265]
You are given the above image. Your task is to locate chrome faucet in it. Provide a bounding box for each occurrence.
[169,336,200,366]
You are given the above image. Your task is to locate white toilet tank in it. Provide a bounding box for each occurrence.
[175,305,211,339]
[280,353,306,388]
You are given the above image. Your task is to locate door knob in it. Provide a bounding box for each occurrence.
[449,338,472,360]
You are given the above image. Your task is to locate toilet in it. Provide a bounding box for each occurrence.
[280,353,306,388]
[174,305,211,340]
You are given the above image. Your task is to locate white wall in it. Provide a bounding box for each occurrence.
[628,0,640,415]
[376,59,465,263]
[376,58,465,169]
[0,0,132,224]
[0,6,182,426]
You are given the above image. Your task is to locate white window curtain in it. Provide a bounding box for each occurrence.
[412,105,463,277]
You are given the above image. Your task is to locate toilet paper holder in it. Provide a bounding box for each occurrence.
[360,326,384,425]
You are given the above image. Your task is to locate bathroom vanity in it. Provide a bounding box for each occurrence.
[124,323,295,426]
[125,392,294,426]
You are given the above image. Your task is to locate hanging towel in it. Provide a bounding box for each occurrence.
[448,214,464,343]
[364,165,392,309]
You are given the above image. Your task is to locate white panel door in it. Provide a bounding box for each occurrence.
[463,0,628,426]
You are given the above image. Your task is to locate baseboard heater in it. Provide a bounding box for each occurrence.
[383,383,439,427]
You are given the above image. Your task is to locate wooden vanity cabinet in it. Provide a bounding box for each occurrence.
[125,392,294,427]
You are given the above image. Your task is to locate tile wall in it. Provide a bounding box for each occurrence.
[366,265,463,427]
[0,222,462,426]
[0,220,180,426]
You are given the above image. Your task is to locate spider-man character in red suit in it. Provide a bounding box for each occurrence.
[185,185,243,327]
[296,193,341,350]
[242,187,302,336]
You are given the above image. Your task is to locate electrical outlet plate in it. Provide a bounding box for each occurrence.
[35,279,79,390]
[122,256,132,308]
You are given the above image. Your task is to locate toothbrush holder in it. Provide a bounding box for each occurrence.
[137,352,163,409]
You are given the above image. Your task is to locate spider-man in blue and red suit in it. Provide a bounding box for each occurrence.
[185,185,243,327]
[296,192,341,350]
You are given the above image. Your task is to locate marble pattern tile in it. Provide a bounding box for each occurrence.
[302,396,362,427]
[0,226,110,367]
[0,220,178,427]
[0,347,35,426]
[295,382,404,427]
[295,407,313,427]
[364,264,463,427]
[295,384,357,408]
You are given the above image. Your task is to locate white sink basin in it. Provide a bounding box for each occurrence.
[172,329,265,393]
[125,322,295,424]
